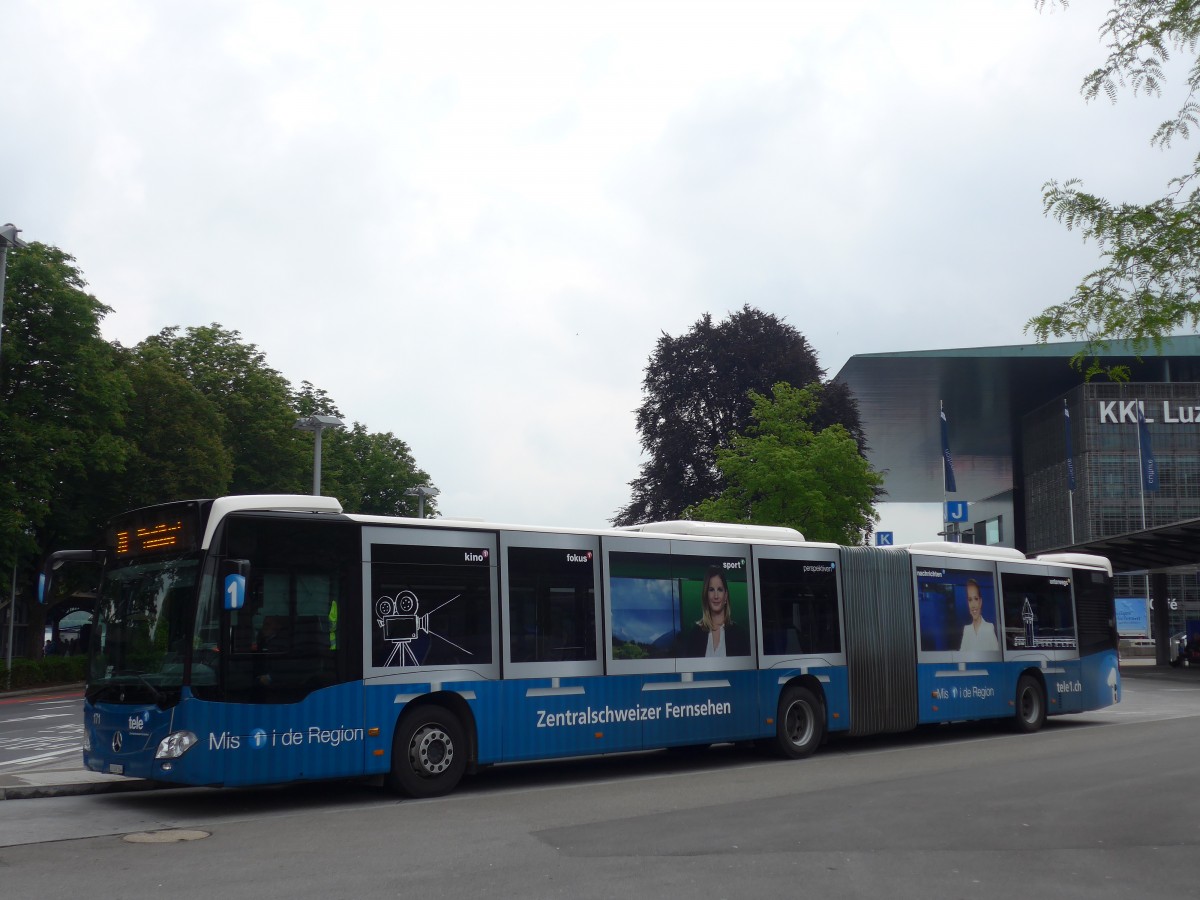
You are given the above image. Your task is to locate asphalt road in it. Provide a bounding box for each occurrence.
[0,688,81,775]
[0,670,1196,899]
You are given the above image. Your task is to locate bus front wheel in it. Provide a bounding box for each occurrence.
[1014,675,1047,734]
[388,705,468,798]
[775,685,825,759]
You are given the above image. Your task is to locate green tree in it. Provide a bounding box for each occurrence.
[323,424,438,517]
[115,347,233,509]
[0,244,131,551]
[1031,1,1200,378]
[293,380,343,419]
[685,383,882,544]
[290,381,438,516]
[0,243,131,644]
[137,324,309,493]
[614,305,864,526]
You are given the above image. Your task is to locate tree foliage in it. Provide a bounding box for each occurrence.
[685,383,882,544]
[0,243,130,566]
[613,305,864,526]
[115,347,233,509]
[0,244,438,656]
[324,425,438,517]
[137,324,310,493]
[1030,1,1200,378]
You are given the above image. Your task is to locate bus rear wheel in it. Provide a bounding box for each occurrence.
[1014,675,1046,734]
[775,685,825,759]
[388,706,467,798]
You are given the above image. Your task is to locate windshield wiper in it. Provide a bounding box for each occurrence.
[112,670,167,706]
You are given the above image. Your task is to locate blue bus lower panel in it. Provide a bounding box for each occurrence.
[1079,650,1121,710]
[85,670,823,785]
[755,667,850,735]
[81,655,1116,788]
[492,670,768,762]
[84,682,373,787]
[916,651,1121,725]
[918,664,1011,722]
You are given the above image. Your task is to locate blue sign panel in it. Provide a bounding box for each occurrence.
[875,532,894,546]
[1115,597,1148,636]
[945,501,968,523]
[224,574,246,611]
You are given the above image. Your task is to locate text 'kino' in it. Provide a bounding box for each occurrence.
[1098,401,1200,424]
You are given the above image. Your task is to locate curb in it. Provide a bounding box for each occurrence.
[0,777,164,802]
[0,683,84,701]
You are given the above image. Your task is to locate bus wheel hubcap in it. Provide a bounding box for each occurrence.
[411,725,453,775]
[787,702,813,746]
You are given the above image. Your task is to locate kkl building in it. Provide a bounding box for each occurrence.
[835,337,1200,640]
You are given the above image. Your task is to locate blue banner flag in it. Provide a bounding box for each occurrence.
[1137,402,1159,493]
[940,403,957,493]
[1063,400,1076,492]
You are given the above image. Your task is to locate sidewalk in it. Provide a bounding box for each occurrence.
[2,664,1197,800]
[0,768,163,801]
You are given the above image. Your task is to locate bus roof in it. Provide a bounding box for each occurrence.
[193,496,1115,574]
[619,520,806,542]
[202,495,343,548]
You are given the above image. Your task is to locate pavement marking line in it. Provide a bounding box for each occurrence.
[0,749,80,769]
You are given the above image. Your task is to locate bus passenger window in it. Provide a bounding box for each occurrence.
[370,541,494,669]
[759,558,841,656]
[507,546,597,663]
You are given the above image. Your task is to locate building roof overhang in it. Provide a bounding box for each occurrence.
[1048,517,1200,575]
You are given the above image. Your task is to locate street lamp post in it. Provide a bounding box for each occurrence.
[294,415,345,496]
[404,484,440,518]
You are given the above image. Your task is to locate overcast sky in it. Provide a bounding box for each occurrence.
[2,1,1189,531]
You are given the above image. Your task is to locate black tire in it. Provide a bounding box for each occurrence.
[775,685,825,759]
[1014,675,1047,734]
[387,705,468,798]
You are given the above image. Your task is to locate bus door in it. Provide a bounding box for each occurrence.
[209,514,365,786]
[998,564,1083,714]
[604,536,758,750]
[500,531,603,761]
[911,555,1008,721]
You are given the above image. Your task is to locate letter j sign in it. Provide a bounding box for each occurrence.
[945,501,968,523]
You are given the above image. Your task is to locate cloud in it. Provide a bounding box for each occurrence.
[1,0,1185,527]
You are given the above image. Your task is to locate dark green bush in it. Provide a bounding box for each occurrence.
[0,655,87,691]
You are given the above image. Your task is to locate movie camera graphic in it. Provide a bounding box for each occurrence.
[375,590,472,667]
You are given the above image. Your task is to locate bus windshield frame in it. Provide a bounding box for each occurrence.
[85,551,203,707]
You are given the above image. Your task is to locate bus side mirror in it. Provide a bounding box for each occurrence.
[221,559,251,611]
[38,549,107,604]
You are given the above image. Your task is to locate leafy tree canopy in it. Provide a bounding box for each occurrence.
[0,243,130,569]
[685,383,882,544]
[613,305,864,526]
[323,424,438,517]
[137,324,309,493]
[115,347,233,509]
[1030,0,1200,378]
[0,243,440,657]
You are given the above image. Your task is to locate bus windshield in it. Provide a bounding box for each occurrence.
[86,554,201,705]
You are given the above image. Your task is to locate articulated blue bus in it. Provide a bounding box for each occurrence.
[44,495,1120,797]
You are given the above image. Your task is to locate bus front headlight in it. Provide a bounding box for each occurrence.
[156,731,198,759]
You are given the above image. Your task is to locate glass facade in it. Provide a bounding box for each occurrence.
[1024,383,1200,633]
